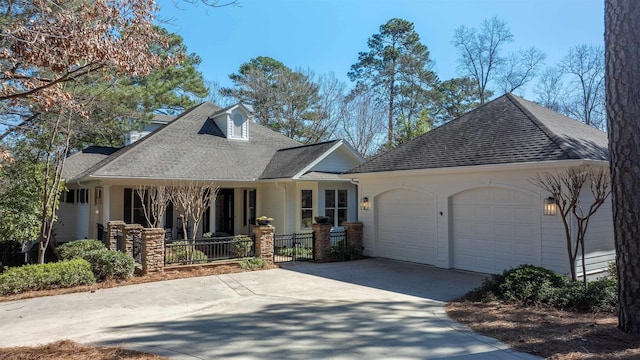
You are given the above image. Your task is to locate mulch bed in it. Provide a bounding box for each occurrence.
[0,340,167,360]
[447,300,640,359]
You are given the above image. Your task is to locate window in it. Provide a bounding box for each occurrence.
[78,188,86,204]
[124,188,148,226]
[232,113,244,138]
[301,189,313,229]
[325,189,348,226]
[244,189,256,226]
[64,189,75,204]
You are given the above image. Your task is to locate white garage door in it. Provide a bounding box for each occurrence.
[452,187,540,274]
[376,189,437,265]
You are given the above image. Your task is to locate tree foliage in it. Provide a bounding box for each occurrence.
[222,56,336,143]
[349,18,437,148]
[0,0,178,114]
[1,0,187,263]
[432,77,482,125]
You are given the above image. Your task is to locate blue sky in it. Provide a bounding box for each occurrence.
[157,0,604,98]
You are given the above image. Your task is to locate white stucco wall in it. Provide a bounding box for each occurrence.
[353,163,614,276]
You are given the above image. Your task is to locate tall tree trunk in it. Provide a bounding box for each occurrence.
[605,0,640,334]
[387,71,395,149]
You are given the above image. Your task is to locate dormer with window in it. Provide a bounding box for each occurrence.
[212,103,251,141]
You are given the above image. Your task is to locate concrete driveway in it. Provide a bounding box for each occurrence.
[0,258,539,359]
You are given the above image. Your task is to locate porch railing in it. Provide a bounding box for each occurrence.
[164,235,255,265]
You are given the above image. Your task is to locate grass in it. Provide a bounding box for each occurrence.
[447,300,640,359]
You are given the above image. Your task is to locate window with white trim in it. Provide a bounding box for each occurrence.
[325,189,348,226]
[301,189,313,229]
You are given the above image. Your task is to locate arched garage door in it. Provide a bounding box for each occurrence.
[375,189,436,265]
[452,187,541,274]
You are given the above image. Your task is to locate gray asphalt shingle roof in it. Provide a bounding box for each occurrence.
[259,140,340,179]
[69,102,302,182]
[346,93,609,174]
[62,146,121,180]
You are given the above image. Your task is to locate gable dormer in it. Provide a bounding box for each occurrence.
[212,103,251,140]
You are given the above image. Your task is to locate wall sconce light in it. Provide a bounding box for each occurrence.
[361,197,370,210]
[543,197,557,216]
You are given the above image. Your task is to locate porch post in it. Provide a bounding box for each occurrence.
[343,221,364,257]
[141,228,165,274]
[123,224,143,257]
[312,223,332,262]
[107,221,125,251]
[101,185,110,225]
[253,225,274,266]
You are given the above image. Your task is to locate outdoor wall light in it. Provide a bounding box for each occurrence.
[361,197,370,210]
[543,197,557,216]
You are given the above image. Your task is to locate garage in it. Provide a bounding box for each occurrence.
[375,189,437,265]
[451,187,541,274]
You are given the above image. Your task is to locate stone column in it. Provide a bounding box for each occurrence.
[123,224,144,257]
[142,228,165,274]
[253,225,275,266]
[343,221,364,257]
[312,223,332,262]
[107,221,126,251]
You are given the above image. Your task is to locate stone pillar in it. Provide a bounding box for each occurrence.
[343,221,364,257]
[107,221,125,251]
[123,224,143,257]
[142,228,165,274]
[253,225,275,266]
[312,223,332,262]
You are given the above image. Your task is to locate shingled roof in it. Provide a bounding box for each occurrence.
[346,93,608,174]
[62,146,120,180]
[68,102,302,182]
[259,140,341,179]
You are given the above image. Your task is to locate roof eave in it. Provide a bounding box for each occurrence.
[340,159,609,179]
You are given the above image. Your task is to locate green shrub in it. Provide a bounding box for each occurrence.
[548,278,618,313]
[58,239,105,260]
[83,249,134,281]
[240,257,266,271]
[497,264,566,305]
[0,258,96,295]
[463,264,618,313]
[165,241,208,264]
[330,243,362,261]
[232,235,253,257]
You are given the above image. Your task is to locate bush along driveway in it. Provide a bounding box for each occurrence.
[0,259,541,359]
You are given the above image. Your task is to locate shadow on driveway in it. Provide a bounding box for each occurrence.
[97,298,516,359]
[277,258,488,302]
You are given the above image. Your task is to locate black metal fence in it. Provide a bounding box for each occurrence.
[330,229,347,247]
[132,232,142,265]
[165,235,255,265]
[274,232,314,263]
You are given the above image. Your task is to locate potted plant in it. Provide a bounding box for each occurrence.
[256,216,274,226]
[314,216,330,224]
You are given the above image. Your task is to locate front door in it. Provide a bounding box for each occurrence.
[216,189,234,235]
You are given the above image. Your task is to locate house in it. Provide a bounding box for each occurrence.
[57,102,364,242]
[343,94,613,276]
